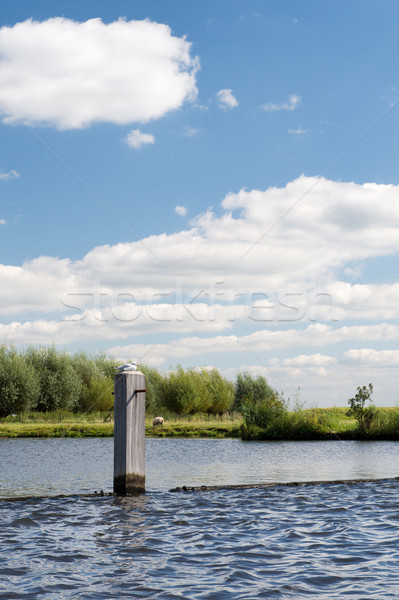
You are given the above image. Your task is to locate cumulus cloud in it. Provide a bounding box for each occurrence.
[0,219,6,225]
[0,169,20,180]
[124,129,155,149]
[342,348,399,366]
[217,89,239,110]
[175,205,187,216]
[0,17,199,129]
[262,94,300,112]
[1,177,399,318]
[1,175,399,406]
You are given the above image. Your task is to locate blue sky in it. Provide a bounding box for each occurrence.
[1,0,399,407]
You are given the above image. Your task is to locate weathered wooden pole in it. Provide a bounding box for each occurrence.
[114,371,146,495]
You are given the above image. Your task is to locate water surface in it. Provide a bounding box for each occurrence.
[1,481,399,598]
[2,438,399,598]
[2,437,399,498]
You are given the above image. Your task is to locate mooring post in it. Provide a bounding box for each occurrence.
[114,371,146,495]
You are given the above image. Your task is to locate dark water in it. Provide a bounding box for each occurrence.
[1,439,399,598]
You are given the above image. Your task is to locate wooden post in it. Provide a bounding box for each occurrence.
[114,371,146,494]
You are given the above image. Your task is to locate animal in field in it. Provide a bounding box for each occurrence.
[153,416,164,427]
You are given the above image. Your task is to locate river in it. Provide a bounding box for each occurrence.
[1,438,399,598]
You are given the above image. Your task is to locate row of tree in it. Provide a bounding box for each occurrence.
[0,345,277,417]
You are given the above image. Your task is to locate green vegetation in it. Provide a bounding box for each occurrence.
[1,406,399,440]
[347,383,375,434]
[159,365,234,414]
[0,345,398,440]
[234,371,276,411]
[0,347,235,418]
[0,411,242,438]
[239,383,399,440]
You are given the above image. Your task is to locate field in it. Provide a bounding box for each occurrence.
[0,411,243,438]
[1,407,398,439]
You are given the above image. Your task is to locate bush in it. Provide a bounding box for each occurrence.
[160,365,200,414]
[234,372,276,411]
[241,393,287,429]
[201,368,235,414]
[159,366,235,415]
[140,365,167,414]
[347,383,374,433]
[0,346,40,417]
[25,346,82,412]
[79,375,114,412]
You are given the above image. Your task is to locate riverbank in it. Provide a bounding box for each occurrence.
[1,408,399,439]
[0,412,242,438]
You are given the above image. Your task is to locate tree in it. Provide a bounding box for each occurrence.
[234,372,276,411]
[347,383,374,433]
[139,365,166,413]
[160,365,200,414]
[25,346,82,412]
[200,368,234,414]
[79,375,114,412]
[0,346,40,417]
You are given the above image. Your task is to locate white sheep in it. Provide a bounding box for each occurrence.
[153,416,164,427]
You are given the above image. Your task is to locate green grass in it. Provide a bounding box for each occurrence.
[0,411,243,438]
[1,408,399,439]
[146,413,242,438]
[241,406,399,440]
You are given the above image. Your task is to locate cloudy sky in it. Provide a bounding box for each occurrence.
[0,0,399,407]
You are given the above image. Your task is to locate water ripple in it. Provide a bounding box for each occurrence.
[1,480,399,598]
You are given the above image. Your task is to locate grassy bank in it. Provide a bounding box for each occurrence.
[241,406,399,441]
[0,411,243,438]
[1,408,399,439]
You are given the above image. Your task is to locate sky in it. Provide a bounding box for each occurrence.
[0,0,399,407]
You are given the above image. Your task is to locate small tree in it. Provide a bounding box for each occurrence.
[140,365,166,414]
[234,372,276,411]
[347,383,374,433]
[0,346,40,417]
[25,346,82,412]
[79,375,114,412]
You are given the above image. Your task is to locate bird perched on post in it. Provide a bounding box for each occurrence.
[114,361,139,372]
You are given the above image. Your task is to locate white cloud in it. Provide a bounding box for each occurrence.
[217,89,239,110]
[0,175,399,406]
[0,219,6,225]
[262,94,300,112]
[1,177,399,318]
[342,348,399,366]
[124,129,155,149]
[0,169,20,180]
[181,125,200,137]
[288,127,311,135]
[1,319,392,365]
[0,17,199,129]
[175,205,187,216]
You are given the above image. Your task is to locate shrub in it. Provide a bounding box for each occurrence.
[0,346,40,417]
[202,368,235,414]
[241,395,285,428]
[159,366,235,414]
[347,383,374,433]
[140,365,166,413]
[234,372,276,411]
[79,375,114,412]
[25,346,82,412]
[160,365,201,414]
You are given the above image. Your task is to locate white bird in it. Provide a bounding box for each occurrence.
[114,361,138,372]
